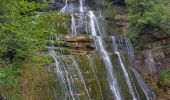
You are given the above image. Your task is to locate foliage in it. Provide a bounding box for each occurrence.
[0,0,68,88]
[126,0,170,38]
[100,0,115,18]
[0,0,47,16]
[17,1,47,15]
[158,70,170,91]
[160,70,170,81]
[0,67,20,86]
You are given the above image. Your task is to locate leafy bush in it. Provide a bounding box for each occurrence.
[0,0,69,88]
[100,0,115,18]
[126,0,170,38]
[17,1,47,15]
[160,70,170,81]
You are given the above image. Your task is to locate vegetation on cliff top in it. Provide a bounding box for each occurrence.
[0,1,68,98]
[126,0,170,38]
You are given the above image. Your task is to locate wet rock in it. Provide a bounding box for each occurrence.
[0,96,7,100]
[133,25,170,77]
[53,34,95,55]
[47,3,62,10]
[0,18,4,22]
[64,34,93,42]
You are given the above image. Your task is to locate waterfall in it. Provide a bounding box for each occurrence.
[79,0,84,12]
[71,14,77,35]
[88,11,102,36]
[49,49,69,99]
[48,0,155,99]
[87,55,104,100]
[95,36,122,100]
[60,0,68,13]
[112,36,137,100]
[70,56,91,100]
[124,37,135,58]
[132,68,155,100]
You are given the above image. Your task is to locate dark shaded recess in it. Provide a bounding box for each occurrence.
[109,0,126,6]
[0,18,4,22]
[2,49,16,62]
[26,0,48,3]
[1,30,25,62]
[47,3,63,10]
[137,25,169,43]
[0,96,7,100]
[55,0,64,3]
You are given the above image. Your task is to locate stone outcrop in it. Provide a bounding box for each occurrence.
[47,3,63,10]
[133,28,170,100]
[134,27,170,78]
[51,34,95,55]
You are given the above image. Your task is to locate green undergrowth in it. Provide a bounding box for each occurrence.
[158,70,170,92]
[160,70,170,81]
[126,0,170,39]
[0,0,70,99]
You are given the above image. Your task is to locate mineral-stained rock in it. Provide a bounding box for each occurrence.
[53,34,95,55]
[64,34,93,42]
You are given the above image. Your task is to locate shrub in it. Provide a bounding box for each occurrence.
[126,0,170,38]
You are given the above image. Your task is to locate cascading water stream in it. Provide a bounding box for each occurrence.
[48,0,155,99]
[132,68,155,100]
[88,11,102,36]
[124,37,135,58]
[49,49,69,99]
[60,0,68,13]
[95,36,122,100]
[71,14,77,35]
[70,56,91,100]
[87,55,104,100]
[79,0,84,12]
[112,36,137,100]
[88,10,122,100]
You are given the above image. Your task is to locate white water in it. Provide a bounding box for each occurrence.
[124,37,135,58]
[71,14,77,35]
[112,36,137,100]
[65,69,76,100]
[49,49,68,99]
[88,10,122,99]
[49,0,156,99]
[79,0,84,12]
[88,11,97,36]
[70,56,91,100]
[88,11,102,36]
[95,36,122,100]
[87,55,104,100]
[60,0,68,13]
[132,68,155,100]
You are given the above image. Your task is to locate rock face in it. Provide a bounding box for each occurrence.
[47,3,63,10]
[134,27,170,78]
[133,28,170,100]
[51,34,95,55]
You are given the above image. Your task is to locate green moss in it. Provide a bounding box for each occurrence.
[90,52,114,99]
[110,53,132,99]
[160,70,170,80]
[159,70,170,91]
